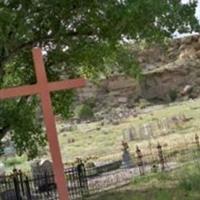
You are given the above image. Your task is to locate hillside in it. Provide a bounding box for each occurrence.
[75,34,200,122]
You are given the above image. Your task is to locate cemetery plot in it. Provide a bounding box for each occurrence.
[122,114,191,141]
[0,133,199,199]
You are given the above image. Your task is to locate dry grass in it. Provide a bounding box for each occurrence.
[56,98,200,163]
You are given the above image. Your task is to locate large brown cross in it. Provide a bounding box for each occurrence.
[0,48,85,200]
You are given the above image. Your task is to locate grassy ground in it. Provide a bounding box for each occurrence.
[2,98,200,171]
[91,162,200,200]
[57,98,200,163]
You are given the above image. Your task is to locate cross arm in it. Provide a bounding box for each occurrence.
[48,78,86,92]
[0,85,38,100]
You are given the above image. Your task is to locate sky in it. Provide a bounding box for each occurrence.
[195,0,200,20]
[182,0,200,20]
[174,0,200,37]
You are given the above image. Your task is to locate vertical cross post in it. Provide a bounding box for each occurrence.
[0,48,86,200]
[32,49,69,199]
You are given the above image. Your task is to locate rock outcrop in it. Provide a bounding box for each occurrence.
[76,34,200,116]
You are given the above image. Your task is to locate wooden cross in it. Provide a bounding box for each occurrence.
[0,48,85,200]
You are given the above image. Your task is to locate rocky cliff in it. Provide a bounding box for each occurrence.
[76,34,200,119]
[140,34,200,102]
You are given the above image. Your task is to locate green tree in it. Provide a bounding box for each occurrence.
[0,0,199,159]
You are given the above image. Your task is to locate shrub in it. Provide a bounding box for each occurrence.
[169,89,178,102]
[84,98,96,108]
[75,104,94,120]
[85,162,96,168]
[179,164,200,192]
[4,156,26,167]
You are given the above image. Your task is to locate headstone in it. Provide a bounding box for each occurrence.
[171,116,180,127]
[150,122,158,137]
[40,159,54,175]
[160,119,168,134]
[123,127,136,141]
[3,146,16,157]
[121,141,134,169]
[138,125,145,140]
[143,123,153,139]
[179,114,187,122]
[31,159,55,191]
[59,124,74,133]
[118,97,128,103]
[1,137,16,157]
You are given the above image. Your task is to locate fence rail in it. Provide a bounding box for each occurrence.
[0,134,200,200]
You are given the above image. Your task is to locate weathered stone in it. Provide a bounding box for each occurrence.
[181,85,193,96]
[123,127,136,141]
[60,124,76,132]
[67,138,75,144]
[112,119,120,125]
[31,159,54,190]
[118,97,128,103]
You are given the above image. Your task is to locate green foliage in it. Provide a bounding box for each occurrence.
[169,89,178,102]
[0,97,46,159]
[85,161,96,168]
[0,0,199,158]
[4,155,27,167]
[84,98,96,108]
[179,164,200,192]
[75,104,94,120]
[52,90,75,119]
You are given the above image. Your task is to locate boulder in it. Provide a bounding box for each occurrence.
[181,85,193,96]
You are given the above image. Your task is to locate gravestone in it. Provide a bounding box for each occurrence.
[166,117,176,129]
[1,136,16,158]
[138,125,145,140]
[143,123,153,139]
[121,141,134,169]
[171,116,180,127]
[150,122,158,137]
[3,146,16,157]
[163,118,170,130]
[123,127,136,141]
[160,119,168,135]
[179,114,187,122]
[31,159,55,191]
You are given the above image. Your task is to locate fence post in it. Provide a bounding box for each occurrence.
[44,171,50,195]
[136,146,145,175]
[13,169,21,200]
[195,134,200,150]
[157,143,165,171]
[24,176,32,200]
[18,170,25,196]
[77,159,89,198]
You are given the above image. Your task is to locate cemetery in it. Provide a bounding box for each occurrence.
[1,1,200,200]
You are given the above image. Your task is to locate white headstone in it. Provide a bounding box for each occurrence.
[31,159,54,188]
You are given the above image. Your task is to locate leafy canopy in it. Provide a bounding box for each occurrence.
[0,0,199,159]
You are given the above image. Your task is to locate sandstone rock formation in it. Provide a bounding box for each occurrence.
[76,34,200,119]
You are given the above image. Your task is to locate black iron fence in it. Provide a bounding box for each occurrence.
[0,166,89,200]
[0,134,200,200]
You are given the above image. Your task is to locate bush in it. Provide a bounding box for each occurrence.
[4,156,26,167]
[169,89,178,102]
[179,172,200,191]
[75,104,94,120]
[179,164,200,192]
[84,98,96,108]
[85,162,96,168]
